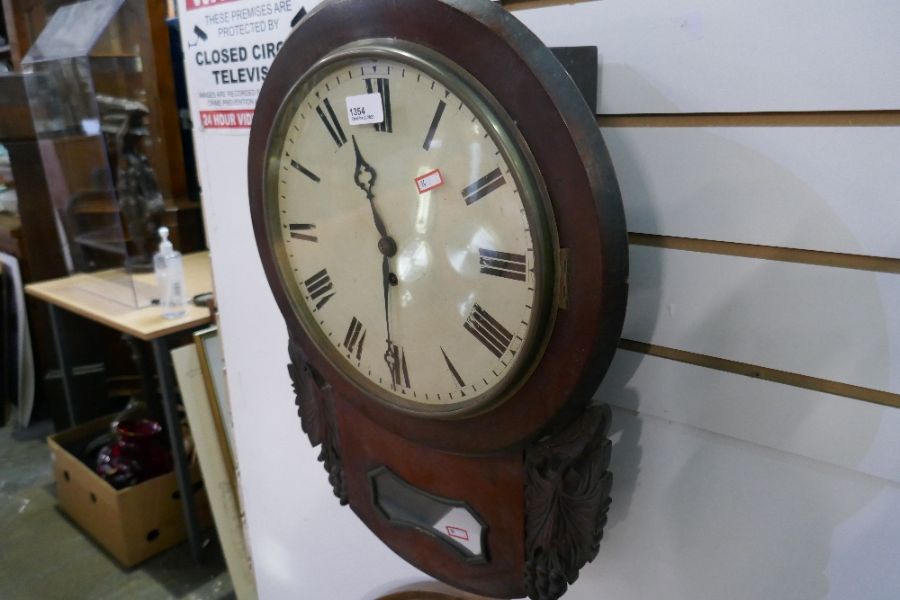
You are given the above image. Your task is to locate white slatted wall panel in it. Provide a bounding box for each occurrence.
[512,0,900,114]
[506,0,900,480]
[519,3,900,596]
[192,1,900,598]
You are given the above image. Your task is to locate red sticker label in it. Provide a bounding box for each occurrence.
[445,526,469,541]
[185,0,240,11]
[415,169,444,194]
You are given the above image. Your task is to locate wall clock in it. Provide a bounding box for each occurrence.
[247,1,628,598]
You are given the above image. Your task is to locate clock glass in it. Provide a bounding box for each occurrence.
[263,41,556,416]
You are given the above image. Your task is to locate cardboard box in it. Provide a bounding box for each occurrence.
[48,415,210,567]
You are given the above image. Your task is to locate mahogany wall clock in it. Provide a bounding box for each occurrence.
[247,1,628,598]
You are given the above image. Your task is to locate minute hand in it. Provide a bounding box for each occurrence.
[351,136,397,378]
[381,254,392,346]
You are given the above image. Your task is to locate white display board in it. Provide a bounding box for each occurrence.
[181,1,900,598]
[180,0,304,132]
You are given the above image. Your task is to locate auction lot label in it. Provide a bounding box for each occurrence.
[180,0,306,132]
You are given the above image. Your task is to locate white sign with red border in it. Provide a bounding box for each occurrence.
[178,0,308,133]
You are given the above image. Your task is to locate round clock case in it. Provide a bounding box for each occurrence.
[250,0,627,454]
[248,1,627,598]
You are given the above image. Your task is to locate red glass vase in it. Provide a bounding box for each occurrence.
[96,419,173,489]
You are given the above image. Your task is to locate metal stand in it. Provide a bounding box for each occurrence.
[151,335,207,562]
[549,46,599,112]
[47,304,77,426]
[121,333,159,419]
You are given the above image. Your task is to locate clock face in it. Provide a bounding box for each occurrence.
[264,43,555,415]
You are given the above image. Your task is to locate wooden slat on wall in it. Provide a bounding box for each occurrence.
[598,111,900,127]
[619,340,900,412]
[601,125,900,259]
[622,245,900,395]
[509,0,900,115]
[629,235,900,276]
[598,350,900,484]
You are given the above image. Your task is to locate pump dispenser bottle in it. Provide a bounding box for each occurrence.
[153,226,186,319]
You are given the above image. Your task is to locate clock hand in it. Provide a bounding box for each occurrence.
[381,253,397,386]
[382,254,393,337]
[352,134,376,198]
[352,135,388,240]
[352,136,399,382]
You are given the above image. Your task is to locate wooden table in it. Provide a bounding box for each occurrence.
[26,251,213,340]
[25,251,214,561]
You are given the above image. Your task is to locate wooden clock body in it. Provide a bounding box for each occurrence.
[248,1,628,598]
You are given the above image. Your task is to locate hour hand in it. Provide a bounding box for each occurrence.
[352,135,376,200]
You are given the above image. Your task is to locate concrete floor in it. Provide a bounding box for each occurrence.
[0,419,234,600]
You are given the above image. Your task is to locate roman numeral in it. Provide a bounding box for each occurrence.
[479,248,526,282]
[386,342,410,388]
[464,304,513,359]
[303,268,334,309]
[289,159,320,182]
[365,78,392,133]
[342,317,366,361]
[316,98,347,148]
[441,347,465,387]
[423,100,446,151]
[462,168,506,205]
[289,223,317,243]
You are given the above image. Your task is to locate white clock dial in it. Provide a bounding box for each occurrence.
[270,52,552,411]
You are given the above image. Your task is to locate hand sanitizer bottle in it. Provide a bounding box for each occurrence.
[153,226,186,319]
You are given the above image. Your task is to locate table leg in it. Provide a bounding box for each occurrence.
[47,304,77,426]
[151,336,207,562]
[121,334,158,418]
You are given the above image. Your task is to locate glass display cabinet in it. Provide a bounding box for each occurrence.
[21,0,191,307]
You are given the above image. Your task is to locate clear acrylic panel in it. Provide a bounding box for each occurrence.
[21,0,165,308]
[21,0,124,63]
